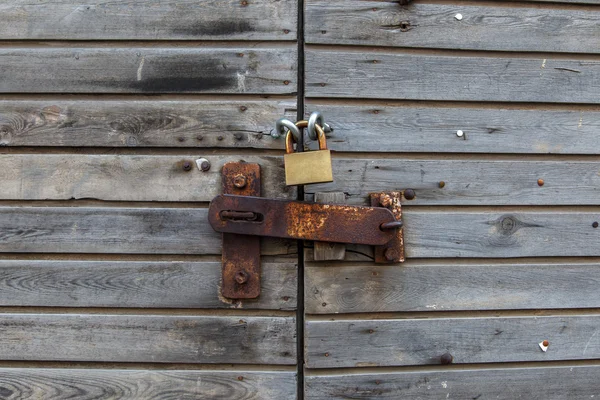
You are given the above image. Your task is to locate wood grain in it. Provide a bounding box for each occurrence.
[0,260,296,310]
[0,369,297,400]
[306,51,600,103]
[0,314,296,364]
[0,155,293,202]
[0,48,296,94]
[305,261,600,314]
[305,103,600,154]
[2,207,600,258]
[0,100,295,148]
[305,158,600,206]
[306,1,600,53]
[306,315,600,368]
[0,207,294,256]
[0,0,297,41]
[305,366,599,399]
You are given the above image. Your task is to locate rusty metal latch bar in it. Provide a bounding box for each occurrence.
[209,195,398,246]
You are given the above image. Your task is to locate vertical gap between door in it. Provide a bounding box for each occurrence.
[296,0,306,398]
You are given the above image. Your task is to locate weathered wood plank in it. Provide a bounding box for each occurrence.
[305,104,600,154]
[0,260,296,310]
[306,2,600,53]
[0,48,296,94]
[0,100,295,148]
[306,51,600,103]
[0,155,293,202]
[0,314,295,364]
[306,315,600,368]
[305,159,600,205]
[0,369,297,400]
[305,366,599,399]
[2,207,600,257]
[0,207,294,256]
[313,192,346,261]
[0,0,296,41]
[305,261,600,314]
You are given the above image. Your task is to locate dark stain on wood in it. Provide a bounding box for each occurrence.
[172,20,254,37]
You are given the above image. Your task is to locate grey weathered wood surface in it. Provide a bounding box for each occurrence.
[306,51,600,103]
[0,369,297,400]
[305,261,600,314]
[305,365,600,399]
[305,104,600,154]
[0,260,296,310]
[305,159,600,205]
[0,314,295,364]
[306,315,600,368]
[0,48,296,94]
[306,2,600,53]
[0,207,294,256]
[2,207,600,258]
[0,0,297,41]
[0,100,295,148]
[0,155,293,201]
[313,192,346,261]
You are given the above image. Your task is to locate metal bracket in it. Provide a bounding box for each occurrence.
[220,162,261,299]
[216,162,405,299]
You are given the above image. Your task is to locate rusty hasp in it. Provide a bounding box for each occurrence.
[371,192,405,263]
[209,195,397,245]
[221,162,261,299]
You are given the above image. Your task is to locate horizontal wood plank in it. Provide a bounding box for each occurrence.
[306,2,600,53]
[0,207,294,256]
[0,48,296,94]
[306,315,600,368]
[2,207,600,257]
[305,261,600,314]
[305,159,600,205]
[305,366,599,399]
[306,51,600,103]
[0,314,296,364]
[0,369,296,400]
[0,0,296,41]
[305,103,600,154]
[0,260,296,310]
[0,100,295,148]
[0,155,293,201]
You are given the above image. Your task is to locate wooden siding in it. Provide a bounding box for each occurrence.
[304,0,600,398]
[0,1,298,398]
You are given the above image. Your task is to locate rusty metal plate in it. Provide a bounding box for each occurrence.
[370,192,405,263]
[221,162,261,299]
[209,195,397,246]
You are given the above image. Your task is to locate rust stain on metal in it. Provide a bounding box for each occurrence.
[371,192,405,263]
[220,162,261,299]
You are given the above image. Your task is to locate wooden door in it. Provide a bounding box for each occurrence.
[302,0,600,399]
[0,1,298,398]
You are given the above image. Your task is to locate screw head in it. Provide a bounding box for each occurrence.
[235,271,248,284]
[233,174,247,189]
[542,340,549,347]
[537,179,544,187]
[403,188,416,200]
[441,353,453,365]
[384,248,398,261]
[439,181,446,188]
[182,162,192,172]
[196,158,211,172]
[593,222,598,228]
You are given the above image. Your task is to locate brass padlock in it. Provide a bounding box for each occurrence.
[284,121,333,186]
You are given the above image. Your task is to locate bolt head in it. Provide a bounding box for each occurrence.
[537,179,544,187]
[235,271,248,284]
[403,188,416,200]
[200,161,210,172]
[384,248,398,261]
[441,353,453,365]
[182,162,192,171]
[542,340,549,347]
[593,222,598,228]
[233,174,247,189]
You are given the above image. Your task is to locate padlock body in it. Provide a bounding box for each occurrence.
[284,150,333,186]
